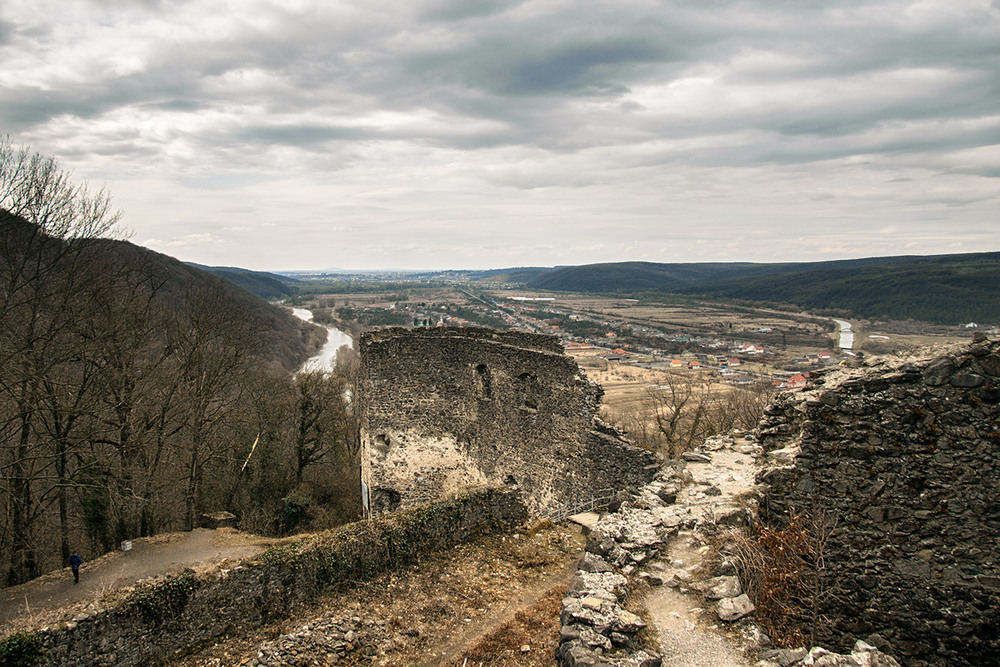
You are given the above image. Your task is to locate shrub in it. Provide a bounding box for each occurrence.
[727,510,838,647]
[121,570,199,624]
[0,631,44,666]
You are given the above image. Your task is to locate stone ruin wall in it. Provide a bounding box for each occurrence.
[358,327,660,517]
[757,336,1000,665]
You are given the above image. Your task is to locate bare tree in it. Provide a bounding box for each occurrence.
[292,355,359,485]
[0,140,123,584]
[168,286,264,531]
[618,373,773,458]
[82,247,183,544]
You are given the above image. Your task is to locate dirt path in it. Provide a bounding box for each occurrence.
[645,533,751,667]
[0,529,267,629]
[642,437,761,666]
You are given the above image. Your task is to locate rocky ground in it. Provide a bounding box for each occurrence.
[3,435,911,666]
[557,432,902,667]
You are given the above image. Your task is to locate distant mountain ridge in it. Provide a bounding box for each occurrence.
[520,253,1000,324]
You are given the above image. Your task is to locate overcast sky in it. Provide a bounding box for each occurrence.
[2,0,998,271]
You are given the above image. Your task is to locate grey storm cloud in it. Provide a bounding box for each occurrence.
[240,124,369,147]
[0,19,14,45]
[0,0,997,270]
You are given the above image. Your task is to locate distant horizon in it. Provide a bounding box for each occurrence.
[183,247,1000,277]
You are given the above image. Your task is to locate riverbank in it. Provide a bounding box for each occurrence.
[292,308,354,371]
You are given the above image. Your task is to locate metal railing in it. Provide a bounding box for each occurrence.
[553,487,618,522]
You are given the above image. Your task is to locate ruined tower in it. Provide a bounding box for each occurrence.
[358,327,659,517]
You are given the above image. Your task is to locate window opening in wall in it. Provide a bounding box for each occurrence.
[373,433,391,458]
[475,363,493,398]
[371,487,401,513]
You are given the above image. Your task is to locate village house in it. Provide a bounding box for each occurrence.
[775,373,808,389]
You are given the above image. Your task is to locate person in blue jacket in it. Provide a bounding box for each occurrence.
[69,552,82,584]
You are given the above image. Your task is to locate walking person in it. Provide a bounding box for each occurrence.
[69,551,82,584]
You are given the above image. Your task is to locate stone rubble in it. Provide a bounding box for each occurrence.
[245,615,369,666]
[243,611,461,666]
[557,431,902,667]
[558,433,762,666]
[756,640,901,667]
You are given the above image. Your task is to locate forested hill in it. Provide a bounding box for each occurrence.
[0,212,314,362]
[523,253,1000,324]
[2,209,333,587]
[189,263,301,300]
[87,241,322,372]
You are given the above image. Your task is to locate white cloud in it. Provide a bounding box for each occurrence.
[1,0,997,270]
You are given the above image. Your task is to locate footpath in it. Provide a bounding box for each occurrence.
[0,529,266,629]
[558,432,902,667]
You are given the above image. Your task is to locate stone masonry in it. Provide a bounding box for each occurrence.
[757,335,1000,665]
[358,327,660,517]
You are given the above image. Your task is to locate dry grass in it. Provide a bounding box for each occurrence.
[458,585,564,666]
[210,527,297,548]
[724,513,839,649]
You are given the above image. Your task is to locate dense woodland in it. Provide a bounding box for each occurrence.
[0,140,360,588]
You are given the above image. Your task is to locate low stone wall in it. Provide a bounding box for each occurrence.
[757,336,1000,665]
[20,488,526,666]
[558,467,684,667]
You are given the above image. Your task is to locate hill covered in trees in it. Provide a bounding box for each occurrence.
[189,263,301,300]
[1,140,358,588]
[523,254,1000,324]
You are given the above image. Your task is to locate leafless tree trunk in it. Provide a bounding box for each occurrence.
[168,287,263,531]
[0,139,121,583]
[614,373,773,458]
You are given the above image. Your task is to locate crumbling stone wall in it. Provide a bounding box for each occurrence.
[358,327,659,517]
[757,336,1000,665]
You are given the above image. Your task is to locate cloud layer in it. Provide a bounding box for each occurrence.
[2,0,998,270]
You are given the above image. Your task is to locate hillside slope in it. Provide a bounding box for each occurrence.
[93,243,322,372]
[525,253,1000,324]
[189,263,301,300]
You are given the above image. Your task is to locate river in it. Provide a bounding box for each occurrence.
[832,318,854,350]
[292,308,353,372]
